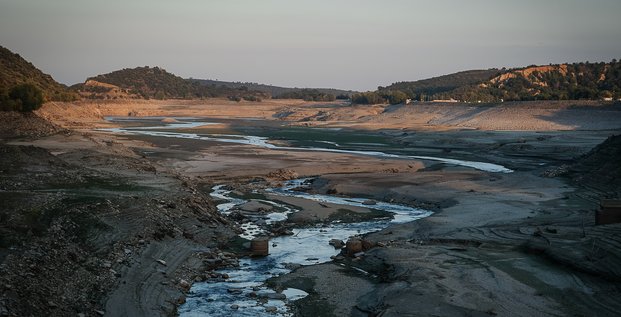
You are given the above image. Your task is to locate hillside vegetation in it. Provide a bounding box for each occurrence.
[366,61,621,104]
[0,46,76,108]
[73,66,268,101]
[191,79,355,100]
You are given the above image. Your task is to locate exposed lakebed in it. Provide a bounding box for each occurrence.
[101,117,513,173]
[99,117,515,315]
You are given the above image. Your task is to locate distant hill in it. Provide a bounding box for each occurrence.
[0,45,75,101]
[380,69,501,100]
[74,66,191,99]
[378,61,621,103]
[191,79,356,99]
[76,67,356,101]
[73,66,269,100]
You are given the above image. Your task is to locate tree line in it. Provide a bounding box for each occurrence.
[368,60,621,104]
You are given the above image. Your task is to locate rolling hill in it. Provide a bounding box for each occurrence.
[378,61,621,103]
[73,66,269,100]
[191,79,356,99]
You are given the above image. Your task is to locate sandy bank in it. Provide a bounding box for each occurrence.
[36,99,621,132]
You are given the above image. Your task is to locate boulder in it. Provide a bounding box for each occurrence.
[345,238,363,256]
[329,239,345,249]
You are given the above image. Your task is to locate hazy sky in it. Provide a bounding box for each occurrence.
[1,0,620,91]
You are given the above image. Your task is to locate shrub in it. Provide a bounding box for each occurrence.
[9,84,44,111]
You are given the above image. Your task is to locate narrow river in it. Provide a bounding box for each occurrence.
[178,179,432,316]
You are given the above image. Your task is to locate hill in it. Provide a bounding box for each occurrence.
[191,79,356,99]
[377,61,621,103]
[379,69,501,100]
[0,45,75,102]
[75,67,354,101]
[73,66,193,99]
[74,66,268,100]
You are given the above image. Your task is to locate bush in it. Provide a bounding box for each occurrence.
[8,84,44,111]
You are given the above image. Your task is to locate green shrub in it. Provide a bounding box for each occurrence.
[8,84,44,111]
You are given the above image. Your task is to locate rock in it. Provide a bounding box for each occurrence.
[361,239,375,250]
[156,259,167,266]
[283,263,302,270]
[362,199,377,205]
[329,239,345,249]
[179,279,191,290]
[231,304,239,310]
[48,301,58,308]
[265,306,278,313]
[354,251,365,258]
[345,238,363,256]
[227,288,243,295]
[95,310,105,316]
[101,261,112,268]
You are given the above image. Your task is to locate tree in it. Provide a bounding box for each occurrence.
[7,84,44,112]
[352,92,384,105]
[383,90,408,105]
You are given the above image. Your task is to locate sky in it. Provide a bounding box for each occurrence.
[1,0,621,91]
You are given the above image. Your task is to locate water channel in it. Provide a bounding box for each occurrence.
[101,117,513,173]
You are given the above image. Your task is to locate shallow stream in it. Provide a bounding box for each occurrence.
[178,179,432,316]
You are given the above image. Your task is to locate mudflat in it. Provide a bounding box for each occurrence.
[1,99,621,316]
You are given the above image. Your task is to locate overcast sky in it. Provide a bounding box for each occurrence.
[1,0,620,91]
